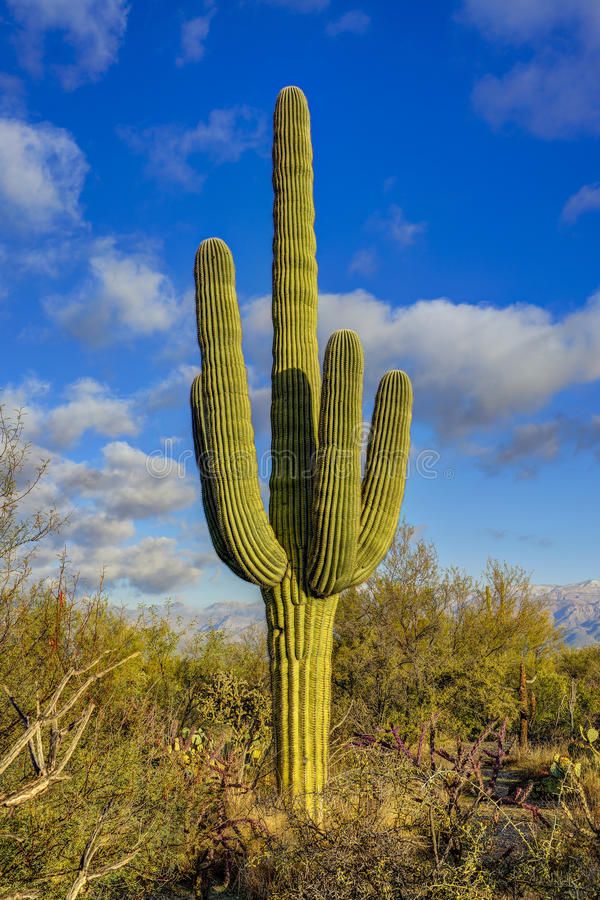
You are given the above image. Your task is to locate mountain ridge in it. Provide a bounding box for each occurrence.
[532,580,600,646]
[145,580,600,647]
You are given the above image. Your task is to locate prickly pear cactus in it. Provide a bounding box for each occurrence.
[191,86,412,813]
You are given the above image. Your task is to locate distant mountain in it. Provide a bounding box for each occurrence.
[141,581,600,647]
[142,598,264,637]
[192,599,264,635]
[534,580,600,647]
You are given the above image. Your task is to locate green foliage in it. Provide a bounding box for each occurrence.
[333,524,560,741]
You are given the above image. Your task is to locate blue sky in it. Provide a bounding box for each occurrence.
[1,0,599,608]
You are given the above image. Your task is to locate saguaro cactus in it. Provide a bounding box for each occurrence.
[519,660,537,752]
[191,87,412,810]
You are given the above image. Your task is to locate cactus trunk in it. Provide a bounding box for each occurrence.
[519,660,529,752]
[191,86,412,812]
[264,579,337,810]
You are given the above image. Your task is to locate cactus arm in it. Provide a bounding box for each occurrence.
[270,86,321,574]
[350,370,412,585]
[308,330,363,597]
[193,238,288,587]
[190,375,237,574]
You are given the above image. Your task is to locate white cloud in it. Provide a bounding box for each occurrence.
[473,55,600,139]
[462,0,600,137]
[45,238,181,344]
[60,442,201,589]
[0,375,138,448]
[562,182,600,223]
[62,510,135,547]
[6,0,129,89]
[460,0,600,44]
[45,379,138,446]
[89,441,195,520]
[326,10,370,37]
[0,118,88,231]
[109,537,203,594]
[242,288,600,437]
[16,436,196,523]
[369,204,426,247]
[36,530,204,594]
[2,376,214,596]
[122,106,266,190]
[28,446,199,591]
[177,12,215,66]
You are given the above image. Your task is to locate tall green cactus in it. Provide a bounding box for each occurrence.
[191,86,412,811]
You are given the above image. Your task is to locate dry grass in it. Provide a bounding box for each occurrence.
[508,743,566,775]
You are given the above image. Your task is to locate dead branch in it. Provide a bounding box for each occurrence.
[0,651,140,807]
[0,892,39,899]
[65,805,142,900]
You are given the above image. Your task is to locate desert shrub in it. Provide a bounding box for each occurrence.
[2,412,599,898]
[332,526,560,744]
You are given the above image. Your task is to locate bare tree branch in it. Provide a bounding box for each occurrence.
[0,651,140,806]
[65,805,142,900]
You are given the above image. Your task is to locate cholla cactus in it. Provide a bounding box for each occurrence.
[191,87,412,812]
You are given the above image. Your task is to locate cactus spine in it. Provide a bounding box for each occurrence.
[191,87,412,812]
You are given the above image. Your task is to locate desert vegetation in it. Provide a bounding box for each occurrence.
[1,408,599,899]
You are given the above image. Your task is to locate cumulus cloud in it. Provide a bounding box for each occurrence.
[562,182,600,223]
[176,11,215,66]
[62,510,135,547]
[26,438,196,522]
[110,538,203,593]
[1,381,204,594]
[369,204,426,247]
[242,288,600,438]
[13,429,202,594]
[326,10,370,37]
[0,118,88,232]
[6,0,129,89]
[37,532,204,594]
[121,106,266,190]
[0,376,138,448]
[45,379,138,446]
[45,238,181,344]
[462,0,600,137]
[95,441,194,519]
